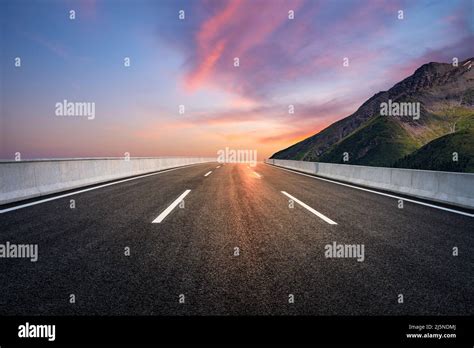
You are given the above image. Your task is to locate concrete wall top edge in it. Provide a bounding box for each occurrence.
[0,157,217,163]
[266,159,474,177]
[268,159,474,209]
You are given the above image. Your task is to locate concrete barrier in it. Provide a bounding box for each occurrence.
[0,157,215,205]
[266,159,474,209]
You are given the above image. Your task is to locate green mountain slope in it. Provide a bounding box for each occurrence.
[394,107,474,172]
[318,116,419,166]
[271,57,474,172]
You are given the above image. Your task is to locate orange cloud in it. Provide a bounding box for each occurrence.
[185,39,226,90]
[184,0,305,92]
[184,0,242,90]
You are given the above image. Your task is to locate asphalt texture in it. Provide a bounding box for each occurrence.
[0,162,472,315]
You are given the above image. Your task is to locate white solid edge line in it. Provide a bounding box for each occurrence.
[216,165,221,168]
[204,171,212,177]
[253,172,262,178]
[152,189,191,223]
[0,164,203,214]
[281,191,337,225]
[268,164,474,218]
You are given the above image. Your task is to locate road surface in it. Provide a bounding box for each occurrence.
[0,162,472,315]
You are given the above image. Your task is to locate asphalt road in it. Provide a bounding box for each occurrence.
[0,162,472,315]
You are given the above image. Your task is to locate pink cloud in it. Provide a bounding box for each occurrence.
[184,0,242,90]
[181,0,411,103]
[258,128,321,144]
[184,0,305,92]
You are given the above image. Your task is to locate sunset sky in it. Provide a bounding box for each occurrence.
[1,0,473,160]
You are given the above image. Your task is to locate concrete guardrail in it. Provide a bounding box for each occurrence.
[265,159,474,209]
[0,157,215,205]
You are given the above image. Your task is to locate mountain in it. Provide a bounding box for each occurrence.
[271,58,474,172]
